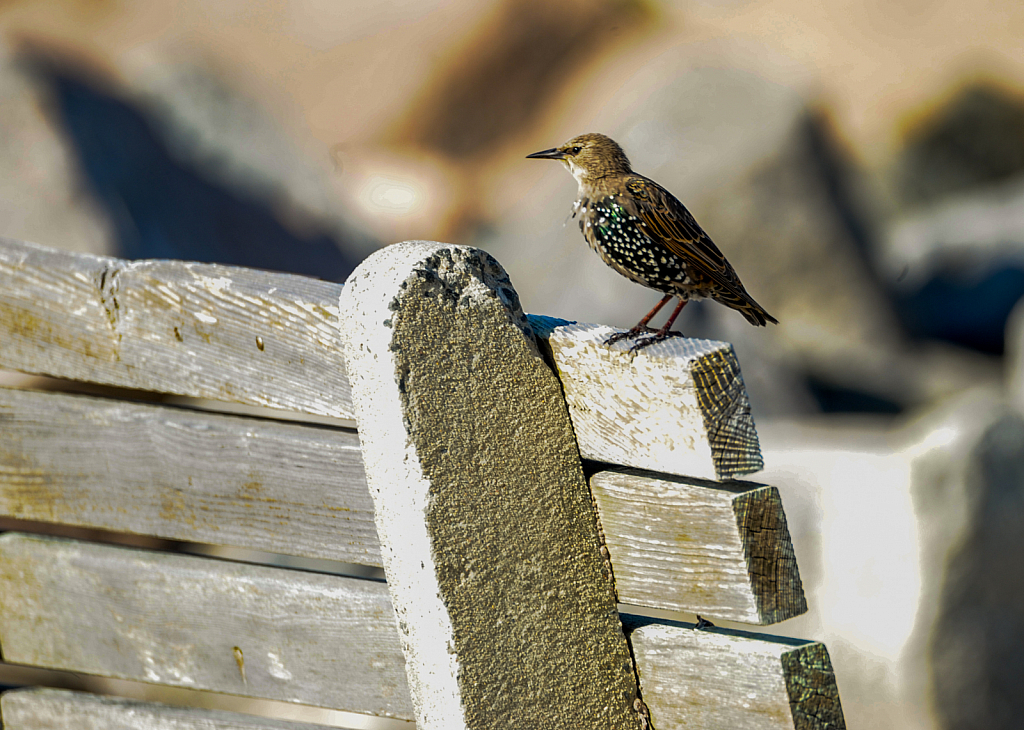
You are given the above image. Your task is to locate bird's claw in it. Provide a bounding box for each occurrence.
[626,330,685,353]
[603,327,685,352]
[604,326,656,346]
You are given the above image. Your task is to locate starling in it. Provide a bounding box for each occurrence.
[527,133,777,351]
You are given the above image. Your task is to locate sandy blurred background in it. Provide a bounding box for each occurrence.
[4,0,1024,728]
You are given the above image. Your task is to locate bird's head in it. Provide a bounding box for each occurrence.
[526,133,632,186]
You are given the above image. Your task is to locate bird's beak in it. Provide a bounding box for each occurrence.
[526,147,566,160]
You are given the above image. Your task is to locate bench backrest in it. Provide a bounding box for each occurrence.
[0,236,844,729]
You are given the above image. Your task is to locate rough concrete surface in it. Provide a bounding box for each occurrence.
[339,242,642,730]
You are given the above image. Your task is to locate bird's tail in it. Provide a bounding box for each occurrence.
[713,287,778,326]
[737,299,778,327]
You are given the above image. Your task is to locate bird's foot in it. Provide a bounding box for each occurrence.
[626,329,685,353]
[604,326,656,346]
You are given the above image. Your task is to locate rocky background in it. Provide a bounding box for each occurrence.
[4,1,1024,728]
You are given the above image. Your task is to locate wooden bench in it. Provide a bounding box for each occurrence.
[0,236,845,729]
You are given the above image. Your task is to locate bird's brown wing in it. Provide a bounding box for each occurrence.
[622,175,777,325]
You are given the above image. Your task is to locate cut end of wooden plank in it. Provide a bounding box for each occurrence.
[592,468,806,624]
[734,487,808,624]
[781,643,846,730]
[623,617,846,730]
[339,243,643,730]
[528,315,763,480]
[690,346,764,478]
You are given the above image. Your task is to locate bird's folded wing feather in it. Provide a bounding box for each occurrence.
[623,176,751,299]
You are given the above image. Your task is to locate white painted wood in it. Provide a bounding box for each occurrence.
[340,243,643,730]
[592,469,806,624]
[0,385,379,566]
[0,688,340,730]
[625,617,845,729]
[0,237,351,418]
[529,315,763,480]
[0,534,412,720]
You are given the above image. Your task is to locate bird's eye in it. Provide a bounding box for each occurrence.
[571,146,582,154]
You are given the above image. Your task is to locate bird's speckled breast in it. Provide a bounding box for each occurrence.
[575,194,700,296]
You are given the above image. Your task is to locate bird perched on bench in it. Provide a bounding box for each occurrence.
[527,133,777,351]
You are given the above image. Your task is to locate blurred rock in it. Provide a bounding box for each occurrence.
[756,384,1006,730]
[1005,297,1024,413]
[929,413,1024,730]
[901,387,1012,730]
[885,177,1024,281]
[20,45,377,281]
[896,83,1024,209]
[0,41,113,255]
[386,0,653,239]
[881,175,1024,355]
[394,0,650,161]
[870,84,1024,356]
[128,59,380,264]
[699,110,1002,412]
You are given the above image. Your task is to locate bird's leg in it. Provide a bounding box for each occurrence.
[628,299,688,353]
[604,294,672,345]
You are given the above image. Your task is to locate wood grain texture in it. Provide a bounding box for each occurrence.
[0,385,380,566]
[0,688,346,730]
[624,617,845,730]
[0,387,792,618]
[0,237,351,418]
[0,534,412,720]
[592,469,806,624]
[529,315,763,480]
[0,237,758,481]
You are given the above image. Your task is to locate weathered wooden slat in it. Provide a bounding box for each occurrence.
[529,315,762,480]
[0,386,796,613]
[0,385,380,567]
[0,688,346,730]
[0,237,351,418]
[1,237,761,481]
[624,617,845,729]
[0,665,411,729]
[592,469,806,624]
[0,534,412,720]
